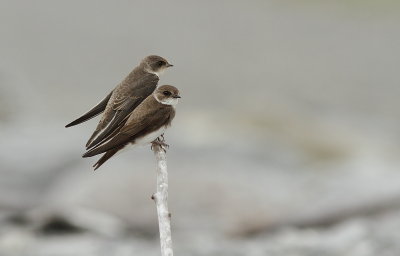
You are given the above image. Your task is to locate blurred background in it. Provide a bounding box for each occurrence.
[1,0,399,255]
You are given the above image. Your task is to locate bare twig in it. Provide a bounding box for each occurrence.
[151,139,173,256]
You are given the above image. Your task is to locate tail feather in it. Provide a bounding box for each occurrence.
[86,112,129,149]
[66,111,102,128]
[86,117,126,149]
[93,147,122,170]
[82,139,124,158]
[65,91,112,128]
[86,129,101,148]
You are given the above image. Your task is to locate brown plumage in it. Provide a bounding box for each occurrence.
[65,55,173,150]
[65,91,113,127]
[83,85,181,170]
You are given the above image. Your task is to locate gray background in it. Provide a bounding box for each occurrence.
[0,1,399,255]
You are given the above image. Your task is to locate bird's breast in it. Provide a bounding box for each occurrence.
[133,126,166,146]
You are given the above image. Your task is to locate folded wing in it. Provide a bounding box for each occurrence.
[65,91,113,128]
[85,74,159,149]
[82,102,174,158]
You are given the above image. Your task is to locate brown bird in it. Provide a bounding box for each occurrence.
[82,85,181,170]
[65,55,173,150]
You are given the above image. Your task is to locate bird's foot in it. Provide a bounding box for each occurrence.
[151,136,169,152]
[160,133,165,142]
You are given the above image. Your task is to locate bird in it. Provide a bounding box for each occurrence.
[82,85,181,170]
[65,55,173,150]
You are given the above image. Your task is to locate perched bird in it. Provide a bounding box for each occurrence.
[65,55,173,149]
[82,85,181,170]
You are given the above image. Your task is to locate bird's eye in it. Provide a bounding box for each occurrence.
[163,91,171,96]
[157,61,165,66]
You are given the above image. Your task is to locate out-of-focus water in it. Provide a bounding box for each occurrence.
[0,1,399,255]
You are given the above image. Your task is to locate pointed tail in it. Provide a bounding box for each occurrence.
[65,91,112,128]
[93,146,122,170]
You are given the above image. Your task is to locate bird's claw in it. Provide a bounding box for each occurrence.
[151,135,169,152]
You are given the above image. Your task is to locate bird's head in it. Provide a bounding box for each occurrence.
[141,55,173,76]
[154,85,181,106]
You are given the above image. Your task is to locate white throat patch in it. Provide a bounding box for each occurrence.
[146,67,166,77]
[154,95,179,106]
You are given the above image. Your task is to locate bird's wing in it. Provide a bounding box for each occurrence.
[92,146,123,170]
[82,103,174,158]
[65,91,113,128]
[86,74,159,149]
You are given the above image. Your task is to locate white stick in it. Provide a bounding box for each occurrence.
[151,143,174,256]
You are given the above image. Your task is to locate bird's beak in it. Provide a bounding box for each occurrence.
[173,95,181,98]
[166,63,173,67]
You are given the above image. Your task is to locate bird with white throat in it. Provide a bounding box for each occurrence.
[65,55,174,150]
[82,85,181,170]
